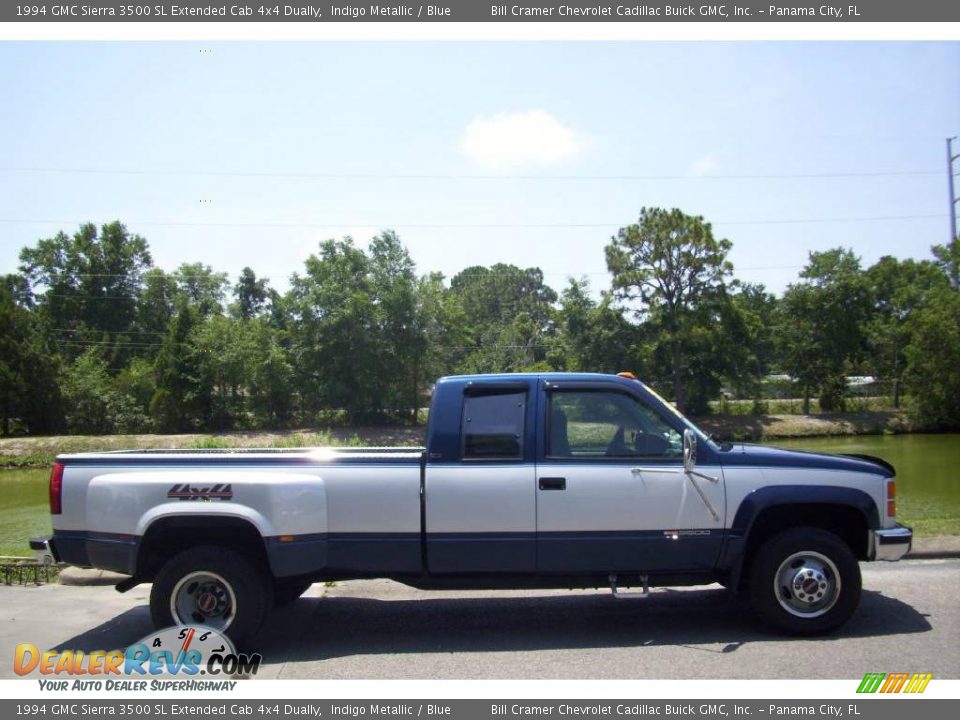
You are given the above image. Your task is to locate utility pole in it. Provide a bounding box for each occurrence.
[949,136,959,244]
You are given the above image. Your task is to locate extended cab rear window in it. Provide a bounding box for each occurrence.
[462,392,526,460]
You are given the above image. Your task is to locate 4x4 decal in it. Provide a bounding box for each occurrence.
[167,483,233,501]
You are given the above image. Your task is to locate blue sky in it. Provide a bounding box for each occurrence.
[0,41,957,297]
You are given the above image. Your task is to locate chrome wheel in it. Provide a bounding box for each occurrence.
[773,550,841,618]
[170,571,237,631]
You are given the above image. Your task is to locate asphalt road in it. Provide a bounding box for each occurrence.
[1,559,957,680]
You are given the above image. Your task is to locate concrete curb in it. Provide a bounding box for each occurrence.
[58,567,129,587]
[905,535,960,560]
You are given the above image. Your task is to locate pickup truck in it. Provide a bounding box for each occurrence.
[36,372,912,643]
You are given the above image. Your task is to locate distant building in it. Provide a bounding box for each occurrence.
[846,376,877,395]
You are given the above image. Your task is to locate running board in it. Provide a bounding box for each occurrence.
[609,573,650,599]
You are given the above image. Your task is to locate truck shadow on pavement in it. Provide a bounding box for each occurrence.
[49,586,930,662]
[253,586,930,664]
[51,607,153,654]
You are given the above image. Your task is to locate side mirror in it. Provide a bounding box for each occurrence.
[683,429,697,473]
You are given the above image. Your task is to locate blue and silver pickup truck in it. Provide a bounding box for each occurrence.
[37,372,911,642]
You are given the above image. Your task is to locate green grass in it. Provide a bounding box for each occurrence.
[566,422,619,450]
[898,495,960,537]
[0,427,413,468]
[0,468,51,557]
[0,505,52,558]
[709,396,901,416]
[184,437,235,449]
[268,432,363,448]
[182,432,365,450]
[0,453,55,469]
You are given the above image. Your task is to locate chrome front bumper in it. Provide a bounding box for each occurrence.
[871,524,913,561]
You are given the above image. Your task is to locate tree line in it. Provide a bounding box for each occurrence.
[1,209,958,436]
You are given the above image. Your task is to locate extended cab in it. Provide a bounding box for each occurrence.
[37,373,912,642]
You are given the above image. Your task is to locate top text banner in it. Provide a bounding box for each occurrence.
[5,1,960,23]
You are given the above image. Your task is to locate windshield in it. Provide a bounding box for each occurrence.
[637,381,721,451]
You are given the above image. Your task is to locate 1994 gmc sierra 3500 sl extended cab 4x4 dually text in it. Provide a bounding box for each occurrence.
[35,372,912,643]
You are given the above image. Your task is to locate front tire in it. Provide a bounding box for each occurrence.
[150,546,272,645]
[748,527,861,635]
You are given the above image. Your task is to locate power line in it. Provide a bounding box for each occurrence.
[0,213,944,231]
[29,294,146,300]
[18,256,922,297]
[26,264,805,281]
[51,327,168,336]
[948,136,959,249]
[28,272,228,279]
[51,338,564,352]
[55,339,162,348]
[0,167,941,181]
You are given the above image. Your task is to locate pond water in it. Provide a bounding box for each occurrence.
[1,433,957,555]
[762,434,960,532]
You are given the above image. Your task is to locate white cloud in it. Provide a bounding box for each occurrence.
[461,110,582,171]
[689,154,720,177]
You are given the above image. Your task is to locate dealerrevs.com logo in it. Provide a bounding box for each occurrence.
[15,625,261,691]
[857,672,933,694]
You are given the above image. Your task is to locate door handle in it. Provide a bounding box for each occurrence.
[539,477,566,491]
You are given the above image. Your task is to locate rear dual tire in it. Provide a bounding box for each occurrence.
[150,546,272,646]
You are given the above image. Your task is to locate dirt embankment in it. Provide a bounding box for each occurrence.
[0,427,428,468]
[0,412,914,467]
[693,411,913,442]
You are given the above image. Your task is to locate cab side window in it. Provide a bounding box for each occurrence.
[548,391,681,459]
[462,392,526,460]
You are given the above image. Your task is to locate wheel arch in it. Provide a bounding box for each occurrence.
[723,485,878,589]
[136,515,272,581]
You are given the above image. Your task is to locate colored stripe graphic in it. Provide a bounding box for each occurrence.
[857,673,885,693]
[904,673,933,694]
[858,672,931,694]
[881,672,910,693]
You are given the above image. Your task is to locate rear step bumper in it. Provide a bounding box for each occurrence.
[29,536,56,565]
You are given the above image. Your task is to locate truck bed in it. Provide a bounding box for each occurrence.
[57,446,426,465]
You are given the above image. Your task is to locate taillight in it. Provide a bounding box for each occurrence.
[886,479,896,517]
[49,462,64,515]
